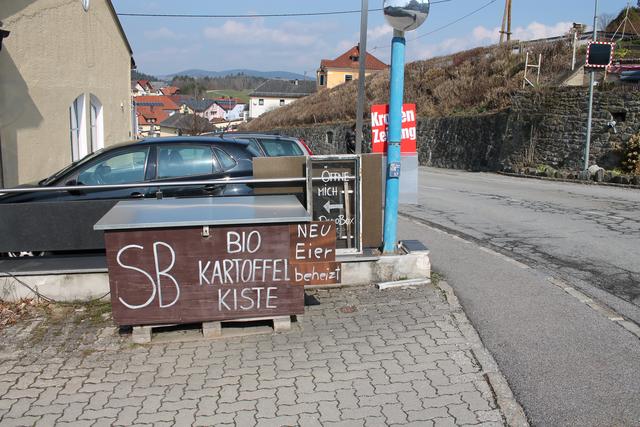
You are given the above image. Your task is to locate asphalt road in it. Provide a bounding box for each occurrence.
[398,168,640,426]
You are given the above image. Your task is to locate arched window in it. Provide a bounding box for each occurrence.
[69,94,86,161]
[89,95,104,152]
[69,94,104,161]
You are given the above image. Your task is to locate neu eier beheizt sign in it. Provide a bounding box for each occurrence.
[104,222,339,326]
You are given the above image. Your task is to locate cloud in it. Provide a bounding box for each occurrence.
[368,24,393,40]
[203,19,316,47]
[143,27,183,41]
[408,21,574,61]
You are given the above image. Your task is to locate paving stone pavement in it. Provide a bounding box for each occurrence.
[0,283,515,426]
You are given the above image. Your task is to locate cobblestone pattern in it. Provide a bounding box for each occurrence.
[0,284,505,426]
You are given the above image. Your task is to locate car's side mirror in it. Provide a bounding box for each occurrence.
[65,179,84,195]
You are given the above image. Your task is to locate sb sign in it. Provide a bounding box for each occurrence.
[371,103,417,154]
[104,222,339,326]
[586,41,615,69]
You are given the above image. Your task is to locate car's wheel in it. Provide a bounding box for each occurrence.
[6,251,46,258]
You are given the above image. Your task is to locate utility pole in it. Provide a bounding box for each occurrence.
[584,0,598,171]
[355,0,368,154]
[500,0,512,44]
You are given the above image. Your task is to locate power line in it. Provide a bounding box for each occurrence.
[413,0,497,40]
[371,0,498,50]
[116,1,452,19]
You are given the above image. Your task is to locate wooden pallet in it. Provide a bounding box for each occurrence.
[130,315,300,344]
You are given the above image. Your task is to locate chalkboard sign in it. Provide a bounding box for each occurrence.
[104,222,338,326]
[307,156,362,254]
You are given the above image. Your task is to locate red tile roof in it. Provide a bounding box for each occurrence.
[135,95,180,125]
[320,45,387,71]
[137,80,152,89]
[160,86,180,96]
[136,106,169,125]
[135,95,179,111]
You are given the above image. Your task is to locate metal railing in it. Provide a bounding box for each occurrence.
[0,177,308,194]
[0,175,358,194]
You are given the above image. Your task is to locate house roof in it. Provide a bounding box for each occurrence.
[250,79,316,98]
[137,80,152,89]
[135,95,179,111]
[320,45,387,71]
[180,98,216,112]
[160,86,180,96]
[137,106,169,125]
[160,114,215,132]
[214,99,238,111]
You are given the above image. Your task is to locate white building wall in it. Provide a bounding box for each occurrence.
[249,96,297,119]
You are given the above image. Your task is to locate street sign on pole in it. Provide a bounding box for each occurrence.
[371,103,418,204]
[585,41,615,69]
[584,0,599,171]
[370,103,417,154]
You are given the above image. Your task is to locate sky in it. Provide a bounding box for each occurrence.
[111,0,634,77]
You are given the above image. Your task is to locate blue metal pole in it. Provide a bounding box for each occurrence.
[383,30,406,254]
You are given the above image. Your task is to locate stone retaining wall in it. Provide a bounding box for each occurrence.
[263,87,640,172]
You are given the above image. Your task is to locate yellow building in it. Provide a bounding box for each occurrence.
[317,45,388,90]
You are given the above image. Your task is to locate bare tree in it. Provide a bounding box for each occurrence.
[598,13,615,32]
[186,114,214,136]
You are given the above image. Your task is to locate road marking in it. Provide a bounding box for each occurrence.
[547,277,639,339]
[419,185,446,191]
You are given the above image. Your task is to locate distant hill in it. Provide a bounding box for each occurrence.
[163,69,312,81]
[131,70,158,81]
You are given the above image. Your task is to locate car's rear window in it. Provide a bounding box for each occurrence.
[213,148,238,171]
[258,139,304,157]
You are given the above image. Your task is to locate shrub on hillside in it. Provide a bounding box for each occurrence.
[622,132,640,175]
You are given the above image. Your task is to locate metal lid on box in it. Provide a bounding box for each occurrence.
[94,195,310,231]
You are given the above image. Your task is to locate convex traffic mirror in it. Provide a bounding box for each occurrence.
[383,0,430,32]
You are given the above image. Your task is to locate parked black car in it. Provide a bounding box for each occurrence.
[210,132,313,157]
[0,137,262,256]
[0,137,261,203]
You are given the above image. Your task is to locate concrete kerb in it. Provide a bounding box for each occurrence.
[437,280,530,427]
[497,171,640,190]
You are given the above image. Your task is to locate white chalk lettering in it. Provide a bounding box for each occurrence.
[226,230,262,254]
[219,289,232,311]
[294,265,342,284]
[321,170,350,183]
[217,286,279,312]
[116,245,157,310]
[266,287,278,308]
[199,260,211,285]
[240,288,255,310]
[153,242,180,308]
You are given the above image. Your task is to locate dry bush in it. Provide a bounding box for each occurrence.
[244,40,574,130]
[622,132,640,175]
